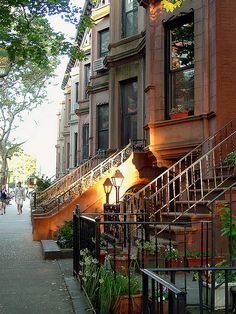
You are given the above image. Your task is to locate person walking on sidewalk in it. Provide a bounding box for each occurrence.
[15,181,25,214]
[0,185,7,215]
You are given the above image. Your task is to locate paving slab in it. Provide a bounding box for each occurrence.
[0,199,77,313]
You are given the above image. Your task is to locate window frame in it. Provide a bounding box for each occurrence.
[82,123,89,160]
[99,28,110,58]
[97,103,109,151]
[122,0,138,38]
[120,78,138,147]
[84,63,90,99]
[164,12,194,119]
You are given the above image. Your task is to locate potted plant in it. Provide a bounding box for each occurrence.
[186,248,224,267]
[136,240,161,268]
[170,104,188,120]
[79,249,142,314]
[164,245,183,267]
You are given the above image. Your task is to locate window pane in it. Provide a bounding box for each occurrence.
[170,22,194,70]
[100,29,110,57]
[82,124,89,159]
[171,68,194,113]
[84,64,90,99]
[98,130,108,150]
[125,0,137,12]
[98,104,109,150]
[123,0,138,38]
[121,79,137,146]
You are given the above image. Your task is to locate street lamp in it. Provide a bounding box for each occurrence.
[0,49,11,78]
[103,178,113,204]
[111,170,124,203]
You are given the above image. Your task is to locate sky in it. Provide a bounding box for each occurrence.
[16,1,85,178]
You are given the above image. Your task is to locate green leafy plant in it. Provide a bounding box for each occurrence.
[79,249,142,314]
[220,203,236,258]
[215,260,236,284]
[224,151,236,166]
[136,240,160,256]
[164,245,180,260]
[170,104,188,114]
[55,220,73,249]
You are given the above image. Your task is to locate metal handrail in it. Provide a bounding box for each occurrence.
[36,151,110,205]
[34,143,133,213]
[147,131,236,235]
[128,119,236,207]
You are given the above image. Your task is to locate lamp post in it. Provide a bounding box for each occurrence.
[103,178,113,204]
[111,170,124,204]
[0,49,11,78]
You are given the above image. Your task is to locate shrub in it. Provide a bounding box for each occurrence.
[55,220,73,249]
[224,150,236,166]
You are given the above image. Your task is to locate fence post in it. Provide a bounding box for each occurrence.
[95,216,101,262]
[73,204,80,277]
[144,197,150,242]
[142,271,149,314]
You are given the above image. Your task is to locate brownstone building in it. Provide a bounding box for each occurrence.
[34,0,236,246]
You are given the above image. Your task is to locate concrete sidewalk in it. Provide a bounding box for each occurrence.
[0,199,91,314]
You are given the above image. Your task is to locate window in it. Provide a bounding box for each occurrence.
[84,64,90,99]
[82,124,89,160]
[75,82,79,103]
[67,142,70,169]
[97,103,109,150]
[120,79,137,146]
[74,132,78,167]
[99,29,109,58]
[122,0,138,38]
[165,13,194,117]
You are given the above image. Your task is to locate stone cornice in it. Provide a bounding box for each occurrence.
[91,4,109,21]
[104,33,146,67]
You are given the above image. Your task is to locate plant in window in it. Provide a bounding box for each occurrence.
[170,104,189,119]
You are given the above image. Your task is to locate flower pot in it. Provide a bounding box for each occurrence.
[187,256,224,267]
[203,281,236,310]
[138,251,158,268]
[170,111,188,119]
[116,294,142,314]
[165,258,183,268]
[112,255,129,275]
[149,299,169,314]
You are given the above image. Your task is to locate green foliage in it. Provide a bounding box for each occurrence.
[35,175,52,192]
[170,104,188,114]
[215,260,236,284]
[224,151,236,166]
[79,250,142,314]
[220,203,236,258]
[164,245,180,260]
[161,0,187,12]
[0,0,89,69]
[136,239,159,255]
[55,220,73,249]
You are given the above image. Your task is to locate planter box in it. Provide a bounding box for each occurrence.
[170,111,188,119]
[116,294,142,314]
[203,282,236,310]
[187,256,224,267]
[165,258,184,268]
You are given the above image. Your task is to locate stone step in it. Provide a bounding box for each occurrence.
[41,240,73,260]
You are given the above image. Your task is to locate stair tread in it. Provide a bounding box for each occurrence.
[161,212,211,217]
[150,224,194,231]
[175,200,209,204]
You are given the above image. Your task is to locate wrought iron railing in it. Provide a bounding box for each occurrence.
[127,119,236,226]
[34,143,136,214]
[146,131,236,232]
[73,202,236,313]
[36,151,110,206]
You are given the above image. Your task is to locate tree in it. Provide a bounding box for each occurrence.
[0,60,55,185]
[161,0,187,12]
[0,0,92,70]
[7,148,36,187]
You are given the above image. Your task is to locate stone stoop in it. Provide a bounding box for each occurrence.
[41,240,73,259]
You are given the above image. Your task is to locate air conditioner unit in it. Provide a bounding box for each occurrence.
[93,57,107,72]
